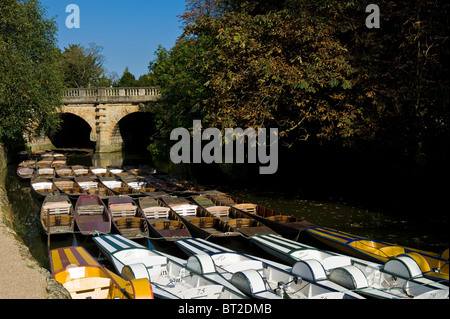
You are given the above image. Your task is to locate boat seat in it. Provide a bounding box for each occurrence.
[171,204,198,216]
[63,277,111,299]
[228,218,252,228]
[109,203,136,218]
[77,205,104,215]
[43,202,72,215]
[207,206,230,218]
[266,215,290,223]
[234,203,257,214]
[143,207,170,219]
[33,182,54,190]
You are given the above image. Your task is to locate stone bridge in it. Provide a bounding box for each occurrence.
[60,87,160,153]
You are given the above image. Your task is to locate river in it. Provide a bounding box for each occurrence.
[5,149,449,270]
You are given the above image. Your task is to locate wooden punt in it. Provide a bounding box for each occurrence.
[16,166,35,180]
[304,226,449,284]
[90,166,115,178]
[145,176,195,195]
[49,246,153,299]
[162,196,241,239]
[71,165,95,177]
[99,177,142,197]
[75,176,115,199]
[123,165,157,176]
[55,166,75,179]
[107,196,149,240]
[53,178,88,199]
[74,195,111,236]
[51,158,67,167]
[120,175,165,197]
[203,190,315,239]
[40,195,74,235]
[30,177,59,199]
[191,194,279,238]
[35,166,56,179]
[138,196,191,241]
[36,158,53,167]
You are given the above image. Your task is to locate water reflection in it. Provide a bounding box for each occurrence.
[5,150,449,270]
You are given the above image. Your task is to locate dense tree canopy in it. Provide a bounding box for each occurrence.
[0,0,63,145]
[148,0,449,168]
[60,43,107,88]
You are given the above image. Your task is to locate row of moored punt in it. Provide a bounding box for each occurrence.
[16,152,450,299]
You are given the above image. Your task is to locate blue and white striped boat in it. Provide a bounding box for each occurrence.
[250,234,449,299]
[175,237,364,299]
[92,234,248,299]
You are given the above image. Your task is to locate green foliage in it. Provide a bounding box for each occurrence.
[60,43,106,88]
[146,0,448,166]
[116,66,137,87]
[0,0,64,145]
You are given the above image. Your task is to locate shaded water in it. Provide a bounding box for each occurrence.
[6,150,449,271]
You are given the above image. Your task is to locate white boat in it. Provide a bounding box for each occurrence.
[175,238,364,299]
[250,234,449,299]
[92,234,247,299]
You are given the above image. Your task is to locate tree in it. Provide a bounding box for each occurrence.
[0,0,63,145]
[116,67,137,87]
[60,43,106,88]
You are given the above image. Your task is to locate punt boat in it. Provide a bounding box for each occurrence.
[92,234,247,299]
[90,166,115,178]
[53,178,88,200]
[175,238,364,299]
[107,196,149,239]
[305,226,449,284]
[71,165,95,177]
[138,196,191,241]
[40,195,75,235]
[74,195,111,236]
[50,246,153,299]
[99,177,142,197]
[203,190,315,240]
[55,166,75,179]
[250,234,449,299]
[145,176,195,195]
[119,175,164,196]
[75,176,115,199]
[35,166,55,179]
[16,165,35,180]
[190,194,279,238]
[162,196,241,239]
[30,177,59,199]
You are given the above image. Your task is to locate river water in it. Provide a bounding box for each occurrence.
[5,149,449,270]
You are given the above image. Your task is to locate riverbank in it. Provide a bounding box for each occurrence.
[0,144,69,299]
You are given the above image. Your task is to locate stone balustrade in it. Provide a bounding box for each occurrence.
[63,87,161,104]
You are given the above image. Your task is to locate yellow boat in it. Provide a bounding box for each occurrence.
[50,246,154,299]
[305,226,448,283]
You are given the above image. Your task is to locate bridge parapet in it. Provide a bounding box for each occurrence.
[63,87,160,104]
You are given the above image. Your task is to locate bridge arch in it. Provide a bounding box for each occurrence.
[50,113,96,148]
[109,111,155,151]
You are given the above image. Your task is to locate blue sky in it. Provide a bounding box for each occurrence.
[40,0,187,78]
